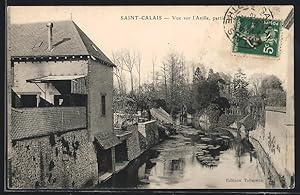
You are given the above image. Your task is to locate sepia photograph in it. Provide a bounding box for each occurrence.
[6,5,294,190]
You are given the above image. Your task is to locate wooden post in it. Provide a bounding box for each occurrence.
[36,94,40,107]
[111,146,115,172]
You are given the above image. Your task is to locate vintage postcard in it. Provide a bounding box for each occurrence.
[6,5,294,190]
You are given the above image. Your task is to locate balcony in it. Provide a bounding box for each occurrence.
[11,106,87,140]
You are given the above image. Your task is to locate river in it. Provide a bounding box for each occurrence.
[98,127,268,189]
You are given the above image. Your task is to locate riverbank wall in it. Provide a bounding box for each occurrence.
[249,137,283,188]
[249,107,294,188]
[126,120,159,161]
[9,107,99,189]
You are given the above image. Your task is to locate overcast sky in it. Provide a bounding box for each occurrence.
[8,6,293,89]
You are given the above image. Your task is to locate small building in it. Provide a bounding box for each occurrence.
[7,20,122,188]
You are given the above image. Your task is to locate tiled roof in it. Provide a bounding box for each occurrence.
[73,22,114,65]
[8,20,114,66]
[114,129,132,137]
[94,132,121,150]
[11,107,87,140]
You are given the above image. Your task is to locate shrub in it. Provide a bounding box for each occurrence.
[217,114,245,128]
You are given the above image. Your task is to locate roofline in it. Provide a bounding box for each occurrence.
[12,127,87,142]
[72,21,116,67]
[90,55,116,68]
[10,20,74,26]
[10,54,116,67]
[11,54,90,62]
[26,74,87,83]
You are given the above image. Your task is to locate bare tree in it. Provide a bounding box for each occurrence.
[162,52,187,117]
[153,71,160,89]
[122,50,141,94]
[151,56,158,91]
[112,49,141,94]
[136,52,142,94]
[122,50,135,93]
[161,60,168,100]
[249,73,266,96]
[112,51,126,94]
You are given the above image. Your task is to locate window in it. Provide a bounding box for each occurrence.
[101,95,106,116]
[20,95,37,107]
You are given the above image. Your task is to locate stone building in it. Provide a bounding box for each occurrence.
[7,20,122,188]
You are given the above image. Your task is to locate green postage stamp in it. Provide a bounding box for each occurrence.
[232,16,281,57]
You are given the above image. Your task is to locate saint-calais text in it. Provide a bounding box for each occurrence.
[121,16,163,20]
[226,178,264,183]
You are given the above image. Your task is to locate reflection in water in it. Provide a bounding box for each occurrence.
[164,159,185,177]
[98,131,267,189]
[150,158,185,185]
[138,163,146,180]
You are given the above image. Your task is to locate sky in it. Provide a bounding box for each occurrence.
[8,6,293,89]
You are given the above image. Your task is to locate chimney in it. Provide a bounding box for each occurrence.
[46,22,53,51]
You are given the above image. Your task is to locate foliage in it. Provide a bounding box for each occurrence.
[192,67,221,111]
[231,68,249,114]
[193,80,219,111]
[248,95,264,107]
[193,67,205,82]
[112,47,286,130]
[240,114,257,131]
[261,75,283,91]
[212,97,230,114]
[217,114,245,128]
[113,94,138,125]
[219,72,232,83]
[161,52,189,117]
[206,103,222,129]
[191,66,231,128]
[207,68,221,82]
[265,89,286,107]
[134,83,153,112]
[113,95,137,114]
[248,73,265,96]
[260,75,286,106]
[248,74,286,107]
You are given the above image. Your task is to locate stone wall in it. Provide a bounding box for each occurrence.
[250,137,283,188]
[250,109,286,174]
[249,107,294,188]
[10,129,98,189]
[124,121,159,161]
[143,120,159,147]
[126,125,141,161]
[127,120,159,160]
[138,120,159,152]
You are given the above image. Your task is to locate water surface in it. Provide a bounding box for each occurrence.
[98,130,267,189]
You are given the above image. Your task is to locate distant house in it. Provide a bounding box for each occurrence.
[7,20,124,188]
